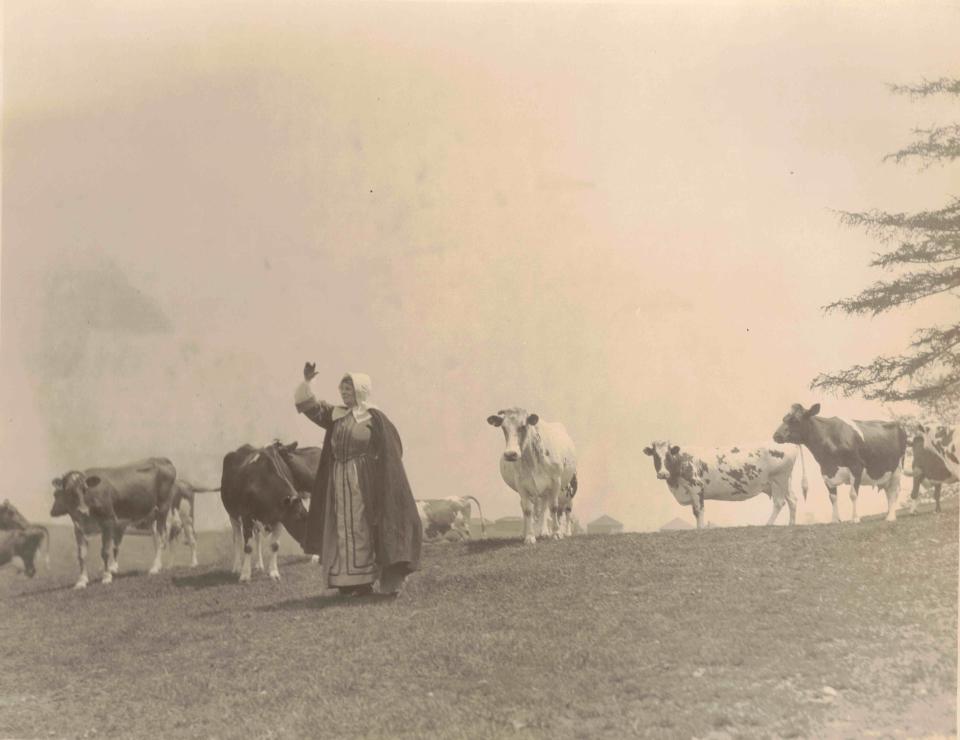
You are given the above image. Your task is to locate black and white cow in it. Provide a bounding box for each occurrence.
[773,403,907,523]
[220,444,310,582]
[643,442,806,528]
[904,424,959,514]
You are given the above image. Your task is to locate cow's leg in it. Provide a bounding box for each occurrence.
[230,517,244,573]
[826,485,840,523]
[111,526,124,574]
[520,494,537,545]
[267,524,284,582]
[909,473,923,515]
[252,523,265,572]
[547,480,563,539]
[239,517,256,582]
[883,469,900,523]
[766,496,784,526]
[100,525,115,584]
[148,520,164,574]
[180,505,198,567]
[934,483,942,513]
[690,490,705,529]
[73,524,90,589]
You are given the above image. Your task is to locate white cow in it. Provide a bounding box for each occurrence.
[416,496,486,541]
[487,408,578,545]
[643,442,807,528]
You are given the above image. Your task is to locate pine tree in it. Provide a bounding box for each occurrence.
[811,78,960,419]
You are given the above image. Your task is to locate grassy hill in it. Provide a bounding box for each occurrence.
[0,506,956,739]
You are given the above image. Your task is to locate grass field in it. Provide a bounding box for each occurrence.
[1,505,956,740]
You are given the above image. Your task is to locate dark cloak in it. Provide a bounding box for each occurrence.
[302,407,421,576]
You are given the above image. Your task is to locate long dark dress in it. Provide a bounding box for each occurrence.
[297,400,422,593]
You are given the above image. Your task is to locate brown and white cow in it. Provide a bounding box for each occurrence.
[51,458,178,588]
[643,442,806,528]
[164,479,221,567]
[220,444,310,582]
[487,408,578,544]
[904,424,959,514]
[773,403,907,523]
[416,496,486,541]
[0,528,49,578]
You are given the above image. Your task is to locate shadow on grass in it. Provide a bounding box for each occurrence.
[172,569,238,589]
[257,592,400,612]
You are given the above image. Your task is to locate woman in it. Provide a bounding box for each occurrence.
[294,365,422,596]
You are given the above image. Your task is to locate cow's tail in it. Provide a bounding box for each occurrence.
[462,496,486,538]
[182,480,221,493]
[796,445,809,501]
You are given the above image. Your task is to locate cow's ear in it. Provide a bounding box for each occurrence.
[642,446,654,456]
[527,414,539,426]
[52,478,63,490]
[486,415,503,427]
[669,445,680,456]
[806,404,821,418]
[85,476,101,488]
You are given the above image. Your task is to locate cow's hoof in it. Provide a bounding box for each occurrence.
[885,513,897,523]
[310,555,320,564]
[523,536,537,545]
[148,567,161,576]
[851,517,861,524]
[108,563,120,575]
[102,573,113,585]
[269,572,281,583]
[73,580,89,590]
[190,561,199,569]
[239,573,251,583]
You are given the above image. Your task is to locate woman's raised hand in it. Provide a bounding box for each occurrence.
[303,362,319,381]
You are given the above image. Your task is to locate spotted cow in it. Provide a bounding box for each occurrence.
[773,403,907,523]
[904,424,959,514]
[643,442,806,528]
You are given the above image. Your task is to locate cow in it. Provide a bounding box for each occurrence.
[773,403,907,523]
[163,479,221,567]
[487,407,578,545]
[416,496,486,541]
[0,500,50,574]
[643,442,806,528]
[220,443,310,582]
[0,528,49,578]
[903,424,959,514]
[272,440,323,491]
[51,458,177,589]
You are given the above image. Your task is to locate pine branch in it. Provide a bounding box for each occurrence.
[837,198,960,242]
[870,237,960,268]
[823,265,960,315]
[884,124,960,167]
[810,323,960,405]
[888,77,960,98]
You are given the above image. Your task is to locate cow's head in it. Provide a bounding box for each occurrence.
[643,441,683,486]
[487,408,539,462]
[773,403,820,445]
[0,499,30,529]
[50,472,96,518]
[280,493,310,547]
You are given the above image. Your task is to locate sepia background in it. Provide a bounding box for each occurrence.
[2,0,957,532]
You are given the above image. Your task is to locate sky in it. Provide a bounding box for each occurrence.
[2,1,958,533]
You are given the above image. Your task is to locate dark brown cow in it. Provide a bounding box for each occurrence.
[773,403,907,523]
[905,425,959,514]
[51,458,177,589]
[220,444,309,582]
[0,528,49,578]
[0,500,50,576]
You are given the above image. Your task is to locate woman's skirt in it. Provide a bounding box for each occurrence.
[321,457,378,588]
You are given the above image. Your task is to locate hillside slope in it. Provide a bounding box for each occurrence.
[1,508,956,739]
